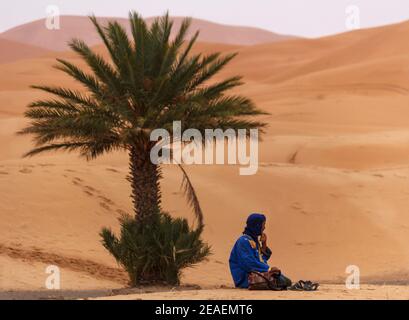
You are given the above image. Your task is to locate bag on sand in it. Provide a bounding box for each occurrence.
[248,270,292,291]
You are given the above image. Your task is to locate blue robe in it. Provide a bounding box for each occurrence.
[229,234,272,288]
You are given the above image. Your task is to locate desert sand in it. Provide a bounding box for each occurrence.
[0,39,51,64]
[95,285,409,300]
[1,17,409,299]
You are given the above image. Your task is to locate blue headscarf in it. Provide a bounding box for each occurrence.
[243,213,266,241]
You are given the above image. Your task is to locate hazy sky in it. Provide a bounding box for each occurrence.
[0,0,408,37]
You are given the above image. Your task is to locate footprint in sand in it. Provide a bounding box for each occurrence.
[295,241,316,246]
[19,168,32,174]
[260,163,273,168]
[83,190,94,197]
[291,202,309,215]
[98,195,115,205]
[116,209,128,216]
[37,163,55,167]
[0,171,9,175]
[99,202,111,210]
[84,185,98,193]
[291,202,302,210]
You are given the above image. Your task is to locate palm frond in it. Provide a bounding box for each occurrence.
[68,38,121,93]
[188,52,238,91]
[30,85,99,108]
[22,142,92,157]
[54,59,103,97]
[178,164,204,232]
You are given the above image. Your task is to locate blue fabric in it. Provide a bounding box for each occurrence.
[229,234,271,288]
[243,213,266,241]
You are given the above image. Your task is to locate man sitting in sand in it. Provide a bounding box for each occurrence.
[229,213,292,289]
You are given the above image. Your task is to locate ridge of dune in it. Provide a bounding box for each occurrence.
[0,15,295,51]
[224,20,409,89]
[3,19,409,93]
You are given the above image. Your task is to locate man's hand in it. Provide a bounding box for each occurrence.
[269,266,281,275]
[260,233,267,250]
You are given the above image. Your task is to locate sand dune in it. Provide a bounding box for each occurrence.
[0,39,51,64]
[0,15,295,51]
[1,19,409,296]
[223,20,409,91]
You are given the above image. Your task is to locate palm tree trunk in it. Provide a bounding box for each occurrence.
[128,144,162,224]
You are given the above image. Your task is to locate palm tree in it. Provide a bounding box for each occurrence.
[19,12,266,229]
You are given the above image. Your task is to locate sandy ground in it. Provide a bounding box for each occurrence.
[95,285,409,300]
[1,18,409,299]
[2,285,409,300]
